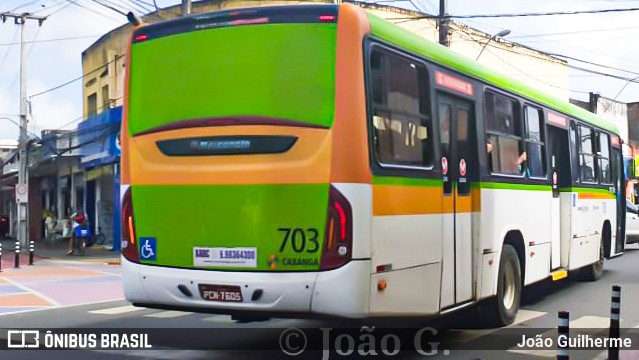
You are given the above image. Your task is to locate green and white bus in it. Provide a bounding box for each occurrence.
[119,3,625,326]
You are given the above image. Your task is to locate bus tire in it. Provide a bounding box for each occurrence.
[581,237,604,281]
[483,244,521,327]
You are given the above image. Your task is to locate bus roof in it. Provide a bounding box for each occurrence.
[365,11,620,136]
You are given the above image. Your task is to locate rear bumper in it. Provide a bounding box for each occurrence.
[122,257,371,318]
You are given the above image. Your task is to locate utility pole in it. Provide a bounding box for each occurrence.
[182,0,191,15]
[1,12,47,247]
[438,0,449,47]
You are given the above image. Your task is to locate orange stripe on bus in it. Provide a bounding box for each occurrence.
[373,185,443,215]
[129,126,332,185]
[456,194,472,213]
[374,185,481,215]
[578,192,615,199]
[471,186,481,212]
[330,4,371,184]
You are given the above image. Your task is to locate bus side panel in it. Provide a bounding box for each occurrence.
[369,264,441,315]
[479,187,552,299]
[368,183,443,315]
[569,192,615,269]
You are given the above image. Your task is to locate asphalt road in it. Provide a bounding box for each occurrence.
[2,244,639,360]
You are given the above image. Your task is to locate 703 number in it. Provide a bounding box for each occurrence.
[278,227,319,253]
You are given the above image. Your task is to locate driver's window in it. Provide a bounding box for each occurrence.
[627,202,636,214]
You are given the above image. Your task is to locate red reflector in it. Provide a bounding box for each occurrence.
[135,34,148,42]
[334,201,347,240]
[319,15,335,22]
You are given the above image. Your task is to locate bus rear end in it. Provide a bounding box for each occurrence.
[120,4,371,319]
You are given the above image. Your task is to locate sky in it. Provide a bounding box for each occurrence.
[1,0,639,140]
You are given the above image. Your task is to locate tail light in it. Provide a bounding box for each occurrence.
[320,186,352,270]
[122,187,139,263]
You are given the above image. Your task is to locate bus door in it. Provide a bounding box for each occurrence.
[547,125,570,270]
[611,146,625,256]
[438,94,476,309]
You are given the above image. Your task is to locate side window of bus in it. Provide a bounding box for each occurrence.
[569,122,580,183]
[523,106,546,178]
[484,91,524,176]
[579,125,597,183]
[369,47,433,168]
[597,132,611,184]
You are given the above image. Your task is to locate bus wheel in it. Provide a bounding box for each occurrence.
[483,244,521,327]
[581,238,604,281]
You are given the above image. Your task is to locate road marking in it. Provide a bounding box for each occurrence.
[144,311,194,319]
[202,315,235,323]
[0,276,62,307]
[507,348,556,358]
[55,263,122,277]
[512,310,548,325]
[0,298,125,317]
[454,310,547,343]
[89,305,144,315]
[569,315,611,329]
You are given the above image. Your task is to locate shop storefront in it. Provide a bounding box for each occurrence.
[78,106,121,251]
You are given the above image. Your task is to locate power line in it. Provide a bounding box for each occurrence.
[454,27,591,95]
[0,34,101,47]
[456,26,639,79]
[29,54,124,98]
[11,0,43,11]
[508,25,639,39]
[455,27,639,96]
[460,17,639,70]
[0,28,19,74]
[67,0,121,22]
[87,0,128,16]
[52,95,123,130]
[129,0,154,8]
[42,0,75,16]
[119,0,153,14]
[389,6,639,22]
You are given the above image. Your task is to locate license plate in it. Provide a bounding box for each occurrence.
[199,284,243,302]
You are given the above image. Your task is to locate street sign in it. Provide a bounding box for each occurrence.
[15,184,27,203]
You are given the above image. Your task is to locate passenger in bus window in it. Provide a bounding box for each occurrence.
[486,138,527,175]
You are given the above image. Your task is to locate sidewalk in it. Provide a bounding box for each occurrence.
[0,237,120,267]
[0,241,123,317]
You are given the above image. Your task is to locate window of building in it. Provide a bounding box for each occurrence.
[485,91,523,175]
[369,46,433,168]
[523,105,546,178]
[579,125,597,183]
[597,132,611,184]
[102,85,110,110]
[87,93,97,118]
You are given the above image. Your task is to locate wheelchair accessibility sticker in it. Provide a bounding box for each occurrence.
[140,237,156,261]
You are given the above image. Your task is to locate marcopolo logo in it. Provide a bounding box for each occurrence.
[189,139,251,151]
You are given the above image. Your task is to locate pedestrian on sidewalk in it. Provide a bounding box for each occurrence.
[44,209,57,245]
[67,209,88,256]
